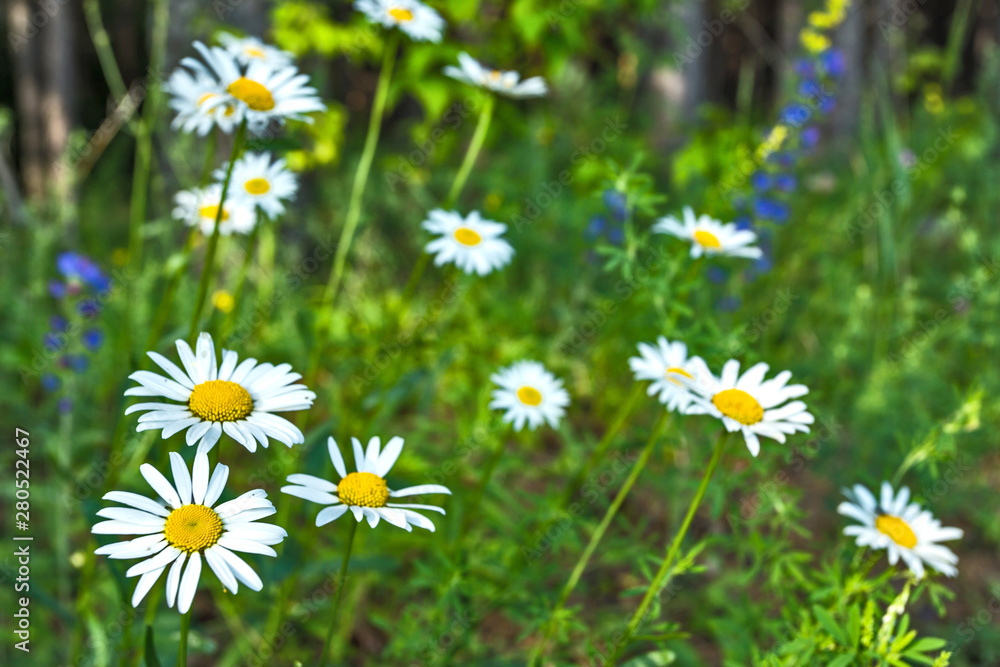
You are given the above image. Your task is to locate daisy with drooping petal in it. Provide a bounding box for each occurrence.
[217,33,295,68]
[186,42,325,132]
[489,361,571,431]
[172,184,257,236]
[163,67,241,136]
[444,52,548,99]
[92,451,287,613]
[355,0,445,43]
[652,206,763,260]
[282,436,451,532]
[422,209,514,276]
[838,481,963,578]
[214,152,298,219]
[683,358,814,456]
[628,337,704,413]
[125,332,316,454]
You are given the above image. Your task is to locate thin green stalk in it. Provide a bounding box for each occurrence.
[457,433,506,540]
[188,118,247,342]
[177,610,191,667]
[320,520,358,667]
[529,411,672,667]
[321,32,399,313]
[221,211,263,341]
[82,0,129,107]
[605,430,731,666]
[399,93,496,305]
[561,382,645,506]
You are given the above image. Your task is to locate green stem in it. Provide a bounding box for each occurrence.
[457,432,507,539]
[560,382,645,506]
[82,0,129,107]
[320,520,359,667]
[221,211,263,341]
[444,93,494,207]
[529,411,672,667]
[188,118,247,342]
[177,610,191,667]
[321,32,399,313]
[605,430,731,666]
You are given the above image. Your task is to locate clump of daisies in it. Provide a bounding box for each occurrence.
[125,332,315,453]
[422,209,514,276]
[628,338,704,414]
[92,451,286,612]
[283,436,451,531]
[489,361,570,431]
[653,207,763,260]
[166,37,325,135]
[839,481,963,578]
[444,52,548,99]
[355,0,445,43]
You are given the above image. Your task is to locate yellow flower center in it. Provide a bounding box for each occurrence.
[489,70,502,81]
[712,388,763,425]
[244,46,266,59]
[244,177,271,195]
[693,229,722,249]
[876,514,918,549]
[453,227,482,246]
[198,204,229,222]
[227,77,275,111]
[665,366,692,387]
[388,7,413,21]
[188,380,254,422]
[196,92,216,107]
[517,386,543,406]
[163,504,223,553]
[337,472,389,508]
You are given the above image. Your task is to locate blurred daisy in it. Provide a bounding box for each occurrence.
[282,436,451,532]
[628,337,703,413]
[444,52,548,99]
[187,42,325,132]
[92,451,287,613]
[163,67,241,136]
[422,209,514,276]
[218,33,294,68]
[839,482,963,578]
[683,359,813,456]
[489,361,570,431]
[652,207,763,260]
[355,0,445,42]
[214,152,298,219]
[172,184,256,236]
[125,332,316,454]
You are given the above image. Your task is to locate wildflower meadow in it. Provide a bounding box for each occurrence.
[2,0,999,665]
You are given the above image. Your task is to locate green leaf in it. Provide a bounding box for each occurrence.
[909,637,947,652]
[144,626,163,667]
[813,605,847,645]
[828,653,856,667]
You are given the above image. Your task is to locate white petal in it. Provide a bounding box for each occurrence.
[376,436,404,477]
[316,505,350,526]
[328,437,347,478]
[169,452,193,505]
[165,552,187,608]
[131,567,166,607]
[204,547,239,593]
[389,484,452,498]
[204,462,230,507]
[140,463,182,508]
[177,552,203,614]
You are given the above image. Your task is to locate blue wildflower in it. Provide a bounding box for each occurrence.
[706,266,728,284]
[43,332,64,352]
[801,127,820,148]
[602,189,628,222]
[750,172,771,192]
[83,328,105,351]
[774,174,797,192]
[48,280,67,298]
[585,215,607,239]
[754,197,790,223]
[734,214,754,231]
[819,49,845,78]
[50,315,68,332]
[78,299,101,317]
[42,374,61,391]
[606,225,625,245]
[65,355,89,373]
[58,397,73,414]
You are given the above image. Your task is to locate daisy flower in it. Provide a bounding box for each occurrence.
[163,67,242,136]
[652,206,763,260]
[683,358,813,456]
[489,361,570,431]
[185,42,325,132]
[422,209,514,276]
[217,33,295,68]
[282,436,451,532]
[355,0,445,43]
[838,482,963,578]
[172,184,256,236]
[444,52,548,99]
[125,332,316,454]
[628,337,703,413]
[92,451,287,613]
[214,152,298,219]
